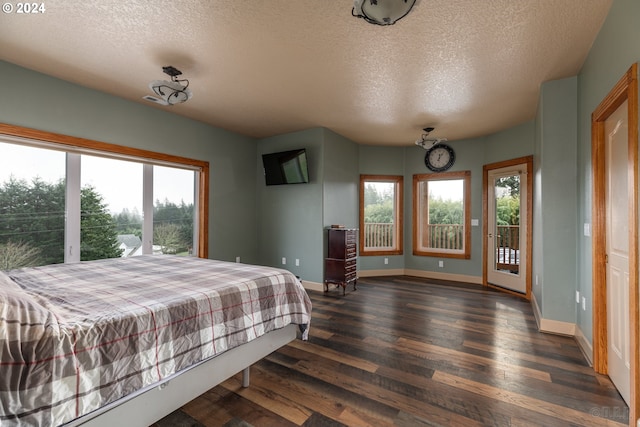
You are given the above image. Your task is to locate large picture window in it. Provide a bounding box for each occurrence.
[0,142,66,268]
[413,171,471,259]
[359,175,403,256]
[0,125,209,270]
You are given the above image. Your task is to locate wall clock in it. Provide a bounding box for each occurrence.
[425,143,455,172]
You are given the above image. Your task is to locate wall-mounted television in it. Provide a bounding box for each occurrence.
[262,148,310,185]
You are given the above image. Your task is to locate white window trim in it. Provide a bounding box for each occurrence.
[65,153,81,263]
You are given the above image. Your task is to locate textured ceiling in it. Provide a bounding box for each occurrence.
[0,1,612,145]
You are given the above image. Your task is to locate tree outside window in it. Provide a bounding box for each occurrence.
[0,178,123,268]
[413,171,471,259]
[0,130,207,271]
[359,175,403,256]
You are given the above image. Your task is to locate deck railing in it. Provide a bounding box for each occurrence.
[366,223,466,250]
[423,224,464,250]
[365,223,519,270]
[363,223,394,248]
[496,224,519,272]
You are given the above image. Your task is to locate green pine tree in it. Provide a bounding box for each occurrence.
[0,177,65,265]
[80,185,123,260]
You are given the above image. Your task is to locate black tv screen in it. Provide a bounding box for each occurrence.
[262,148,310,185]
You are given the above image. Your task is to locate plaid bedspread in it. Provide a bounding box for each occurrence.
[0,255,311,427]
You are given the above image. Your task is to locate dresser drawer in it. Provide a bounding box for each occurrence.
[327,229,358,258]
[325,228,358,294]
[345,243,357,258]
[325,259,344,278]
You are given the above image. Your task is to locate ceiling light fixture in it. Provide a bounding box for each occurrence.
[144,66,193,106]
[352,0,419,26]
[415,127,447,149]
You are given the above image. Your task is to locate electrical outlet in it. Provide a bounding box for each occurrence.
[384,257,389,265]
[295,258,300,266]
[582,296,586,311]
[438,260,444,268]
[576,291,580,303]
[281,257,286,265]
[235,256,240,263]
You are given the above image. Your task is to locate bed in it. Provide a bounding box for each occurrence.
[0,255,312,427]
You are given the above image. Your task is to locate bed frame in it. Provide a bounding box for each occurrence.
[63,324,297,427]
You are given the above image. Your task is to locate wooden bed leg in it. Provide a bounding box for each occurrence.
[242,366,250,387]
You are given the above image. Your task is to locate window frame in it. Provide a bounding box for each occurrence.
[359,174,403,256]
[0,123,209,259]
[412,170,471,259]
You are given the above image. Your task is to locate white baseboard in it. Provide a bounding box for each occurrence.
[403,269,483,285]
[358,268,482,285]
[574,325,593,366]
[531,292,576,336]
[540,319,575,335]
[301,280,324,292]
[309,269,481,291]
[358,268,405,277]
[531,292,542,329]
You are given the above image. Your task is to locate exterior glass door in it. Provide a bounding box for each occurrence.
[487,166,527,293]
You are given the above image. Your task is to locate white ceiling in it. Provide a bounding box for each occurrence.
[0,1,612,146]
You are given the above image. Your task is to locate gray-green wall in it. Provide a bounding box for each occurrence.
[533,77,578,324]
[256,128,324,281]
[322,129,359,230]
[256,128,358,284]
[576,0,640,343]
[357,122,534,277]
[358,146,406,271]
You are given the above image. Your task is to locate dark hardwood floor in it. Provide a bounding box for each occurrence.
[155,276,629,427]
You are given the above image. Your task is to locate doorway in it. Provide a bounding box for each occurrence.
[483,156,533,300]
[605,98,631,405]
[592,63,639,425]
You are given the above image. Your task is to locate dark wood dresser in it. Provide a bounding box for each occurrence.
[324,228,358,295]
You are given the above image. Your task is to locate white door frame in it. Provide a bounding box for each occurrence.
[591,63,639,427]
[482,156,533,300]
